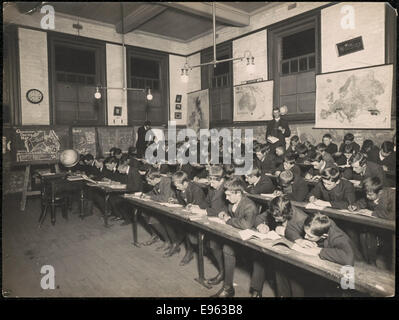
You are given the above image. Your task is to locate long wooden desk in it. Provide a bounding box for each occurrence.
[122,195,394,297]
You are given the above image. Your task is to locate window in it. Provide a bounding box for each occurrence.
[268,14,320,121]
[49,34,106,125]
[126,47,168,126]
[201,43,233,126]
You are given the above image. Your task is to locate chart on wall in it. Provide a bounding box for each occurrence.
[315,64,393,129]
[233,80,273,122]
[72,127,97,156]
[187,89,209,134]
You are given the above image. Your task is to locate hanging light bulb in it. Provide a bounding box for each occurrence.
[181,69,189,83]
[94,86,101,99]
[146,88,153,101]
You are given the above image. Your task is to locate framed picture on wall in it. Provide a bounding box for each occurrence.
[174,112,182,119]
[113,106,122,116]
[175,104,182,110]
[175,94,182,103]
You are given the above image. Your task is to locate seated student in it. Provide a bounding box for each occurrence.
[315,143,335,165]
[172,171,209,266]
[254,143,276,174]
[102,156,119,180]
[304,153,334,181]
[303,140,317,159]
[322,133,338,155]
[109,147,122,160]
[274,170,309,202]
[348,177,395,266]
[254,195,309,297]
[81,154,97,177]
[361,139,380,164]
[377,141,396,172]
[108,158,145,225]
[138,172,180,250]
[71,154,86,173]
[274,144,286,169]
[295,143,311,164]
[211,178,259,297]
[338,133,360,154]
[277,212,356,297]
[349,152,386,186]
[203,166,229,286]
[286,135,300,156]
[307,166,356,209]
[334,144,356,180]
[245,167,275,194]
[274,152,301,178]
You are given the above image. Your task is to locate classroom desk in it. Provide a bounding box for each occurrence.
[85,183,127,228]
[122,195,394,297]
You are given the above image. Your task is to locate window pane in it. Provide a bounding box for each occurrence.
[56,73,66,82]
[290,60,298,73]
[153,80,159,90]
[55,45,95,75]
[280,95,297,114]
[131,57,159,79]
[282,61,290,75]
[299,57,308,71]
[282,28,315,60]
[309,55,315,69]
[86,76,95,85]
[297,92,315,113]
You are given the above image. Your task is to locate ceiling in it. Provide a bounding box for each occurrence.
[14,2,275,42]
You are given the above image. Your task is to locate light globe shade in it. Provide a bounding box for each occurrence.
[246,63,256,75]
[60,149,79,168]
[94,91,101,99]
[181,73,189,83]
[147,93,153,101]
[279,105,288,115]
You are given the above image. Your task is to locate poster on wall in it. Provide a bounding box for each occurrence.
[187,89,209,134]
[233,80,274,122]
[315,64,393,129]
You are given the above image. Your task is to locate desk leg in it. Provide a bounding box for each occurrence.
[79,187,85,219]
[131,208,141,248]
[103,193,112,228]
[392,234,395,271]
[195,231,212,289]
[50,183,56,226]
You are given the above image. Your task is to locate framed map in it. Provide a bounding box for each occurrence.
[315,64,393,129]
[187,89,209,134]
[233,80,273,122]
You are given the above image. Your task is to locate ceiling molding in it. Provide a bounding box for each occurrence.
[159,2,250,27]
[115,4,167,34]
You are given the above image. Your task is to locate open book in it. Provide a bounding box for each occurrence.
[107,184,127,190]
[267,136,279,144]
[260,193,277,199]
[239,229,281,241]
[208,217,226,225]
[271,238,320,255]
[338,208,374,217]
[349,180,362,187]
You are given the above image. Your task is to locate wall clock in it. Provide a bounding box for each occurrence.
[26,89,44,104]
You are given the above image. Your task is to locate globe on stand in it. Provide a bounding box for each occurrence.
[59,149,79,173]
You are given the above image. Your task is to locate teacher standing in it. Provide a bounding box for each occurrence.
[136,120,152,158]
[266,107,291,150]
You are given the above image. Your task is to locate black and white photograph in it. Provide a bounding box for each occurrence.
[2,1,397,306]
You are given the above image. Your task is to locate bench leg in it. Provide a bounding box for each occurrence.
[38,205,48,227]
[131,208,141,247]
[195,231,212,289]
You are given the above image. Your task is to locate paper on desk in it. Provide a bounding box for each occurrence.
[349,180,362,187]
[108,184,127,189]
[291,243,320,256]
[260,193,277,199]
[305,200,331,210]
[208,217,226,225]
[160,202,183,208]
[267,136,279,144]
[239,229,281,241]
[339,208,374,217]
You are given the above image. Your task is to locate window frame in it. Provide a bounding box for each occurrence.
[48,33,107,126]
[126,46,169,126]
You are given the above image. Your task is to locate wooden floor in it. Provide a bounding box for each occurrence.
[2,194,275,297]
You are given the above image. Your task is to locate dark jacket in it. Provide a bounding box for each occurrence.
[136,126,150,157]
[226,196,258,230]
[377,152,396,171]
[255,153,277,174]
[284,206,309,242]
[205,184,229,217]
[285,176,309,202]
[307,179,356,209]
[349,161,386,186]
[147,177,177,203]
[364,145,380,163]
[246,175,275,195]
[339,141,360,153]
[325,143,338,155]
[275,164,301,179]
[126,165,144,193]
[266,118,291,148]
[176,181,209,209]
[355,187,395,220]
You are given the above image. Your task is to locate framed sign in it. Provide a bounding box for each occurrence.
[113,106,122,116]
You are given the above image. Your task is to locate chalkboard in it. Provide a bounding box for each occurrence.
[72,127,97,156]
[97,127,136,157]
[13,126,70,164]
